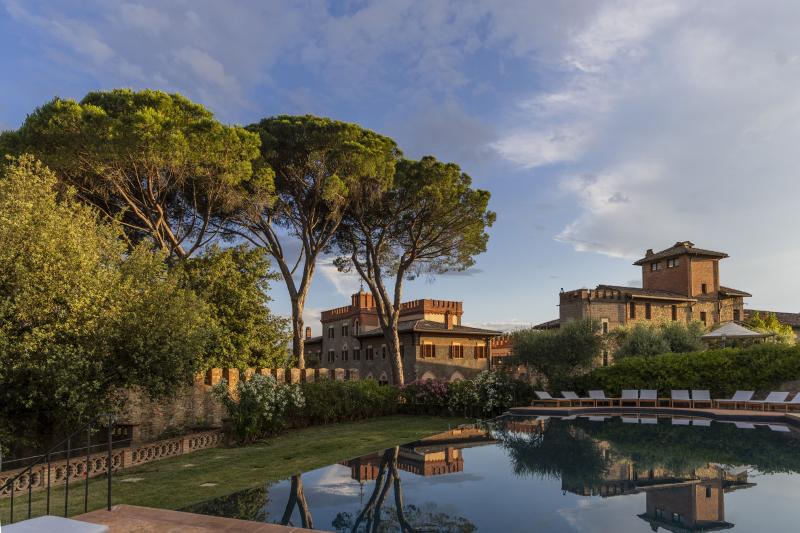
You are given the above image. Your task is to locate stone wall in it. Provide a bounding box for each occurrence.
[117,367,361,442]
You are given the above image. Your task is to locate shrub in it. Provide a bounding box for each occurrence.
[614,321,705,359]
[295,379,398,426]
[212,375,304,443]
[571,343,800,398]
[399,380,450,414]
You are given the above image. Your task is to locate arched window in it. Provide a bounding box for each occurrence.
[450,371,465,382]
[378,372,389,386]
[420,371,436,382]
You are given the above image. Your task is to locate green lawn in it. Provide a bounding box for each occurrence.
[3,415,464,521]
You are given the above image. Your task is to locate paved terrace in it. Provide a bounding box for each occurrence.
[74,505,325,533]
[510,405,800,427]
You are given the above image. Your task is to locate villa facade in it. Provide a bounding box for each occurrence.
[536,241,752,364]
[303,291,500,383]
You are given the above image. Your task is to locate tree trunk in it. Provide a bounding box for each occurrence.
[382,320,405,386]
[291,295,306,369]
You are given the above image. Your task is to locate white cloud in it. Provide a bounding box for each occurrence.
[492,1,800,310]
[318,259,362,298]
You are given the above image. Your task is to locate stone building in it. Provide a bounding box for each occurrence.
[303,291,500,383]
[536,241,751,365]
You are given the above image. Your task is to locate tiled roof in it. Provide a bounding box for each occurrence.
[745,309,800,328]
[718,286,752,298]
[596,285,696,301]
[305,335,323,345]
[356,319,501,338]
[533,318,560,330]
[633,241,728,265]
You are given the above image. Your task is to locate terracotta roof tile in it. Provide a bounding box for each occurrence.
[633,241,728,265]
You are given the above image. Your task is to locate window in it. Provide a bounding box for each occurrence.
[422,343,435,358]
[450,344,464,359]
[354,320,360,335]
[645,303,652,320]
[341,324,349,336]
[381,345,387,359]
[671,305,678,321]
[327,350,335,363]
[701,283,708,294]
[602,350,609,367]
[667,258,679,268]
[650,262,661,271]
[733,309,741,322]
[705,486,712,498]
[366,346,374,360]
[601,319,609,334]
[475,344,487,359]
[672,513,683,524]
[629,302,636,319]
[700,311,707,325]
[353,348,361,361]
[399,343,404,358]
[327,327,335,339]
[655,508,664,519]
[341,349,348,362]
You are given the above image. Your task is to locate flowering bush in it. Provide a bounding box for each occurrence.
[212,374,304,443]
[399,379,450,414]
[471,370,517,417]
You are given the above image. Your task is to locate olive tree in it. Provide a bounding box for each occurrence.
[334,156,495,385]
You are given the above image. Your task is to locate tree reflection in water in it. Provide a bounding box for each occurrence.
[332,446,476,533]
[280,474,314,529]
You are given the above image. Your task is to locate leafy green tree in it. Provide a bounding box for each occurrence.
[614,323,671,359]
[748,311,796,345]
[660,320,706,352]
[512,319,603,386]
[231,116,400,367]
[334,156,494,385]
[0,89,268,259]
[180,245,290,369]
[0,156,210,444]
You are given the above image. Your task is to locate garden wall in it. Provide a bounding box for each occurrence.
[117,367,361,442]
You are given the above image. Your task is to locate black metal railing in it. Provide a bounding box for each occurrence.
[0,413,117,524]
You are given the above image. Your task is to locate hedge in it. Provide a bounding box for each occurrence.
[292,379,399,426]
[570,344,800,398]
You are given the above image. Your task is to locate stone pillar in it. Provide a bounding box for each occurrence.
[222,368,239,394]
[347,368,360,381]
[303,368,315,383]
[318,368,330,381]
[334,368,346,381]
[244,367,256,381]
[289,368,301,384]
[275,368,286,384]
[121,447,134,468]
[208,368,223,386]
[258,368,271,376]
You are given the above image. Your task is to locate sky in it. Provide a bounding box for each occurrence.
[2,0,799,333]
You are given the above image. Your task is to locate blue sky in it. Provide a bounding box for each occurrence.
[2,0,799,332]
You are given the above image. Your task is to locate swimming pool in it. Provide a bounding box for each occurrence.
[183,414,800,531]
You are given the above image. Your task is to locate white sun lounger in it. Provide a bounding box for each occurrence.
[534,391,573,407]
[670,390,691,408]
[561,391,594,406]
[639,389,658,407]
[640,416,658,424]
[782,394,800,412]
[620,389,639,406]
[672,417,691,425]
[589,390,613,406]
[691,390,713,408]
[692,418,712,427]
[715,391,754,409]
[746,391,790,411]
[622,416,639,424]
[768,424,791,432]
[733,421,756,429]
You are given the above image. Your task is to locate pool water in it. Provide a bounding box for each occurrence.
[183,415,800,532]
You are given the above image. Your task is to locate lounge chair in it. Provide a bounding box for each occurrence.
[588,390,613,406]
[534,391,573,407]
[692,418,712,427]
[783,394,800,412]
[620,389,639,407]
[561,391,595,406]
[733,421,756,429]
[622,416,639,424]
[691,390,713,408]
[640,415,658,424]
[670,390,691,408]
[588,416,609,422]
[715,391,754,410]
[746,391,789,411]
[639,389,658,407]
[671,417,691,425]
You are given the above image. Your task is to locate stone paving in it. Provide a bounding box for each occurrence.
[75,504,325,532]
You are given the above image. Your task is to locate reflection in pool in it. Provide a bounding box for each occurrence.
[182,415,800,532]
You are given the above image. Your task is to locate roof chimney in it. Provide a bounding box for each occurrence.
[444,310,454,330]
[305,326,312,339]
[645,249,654,256]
